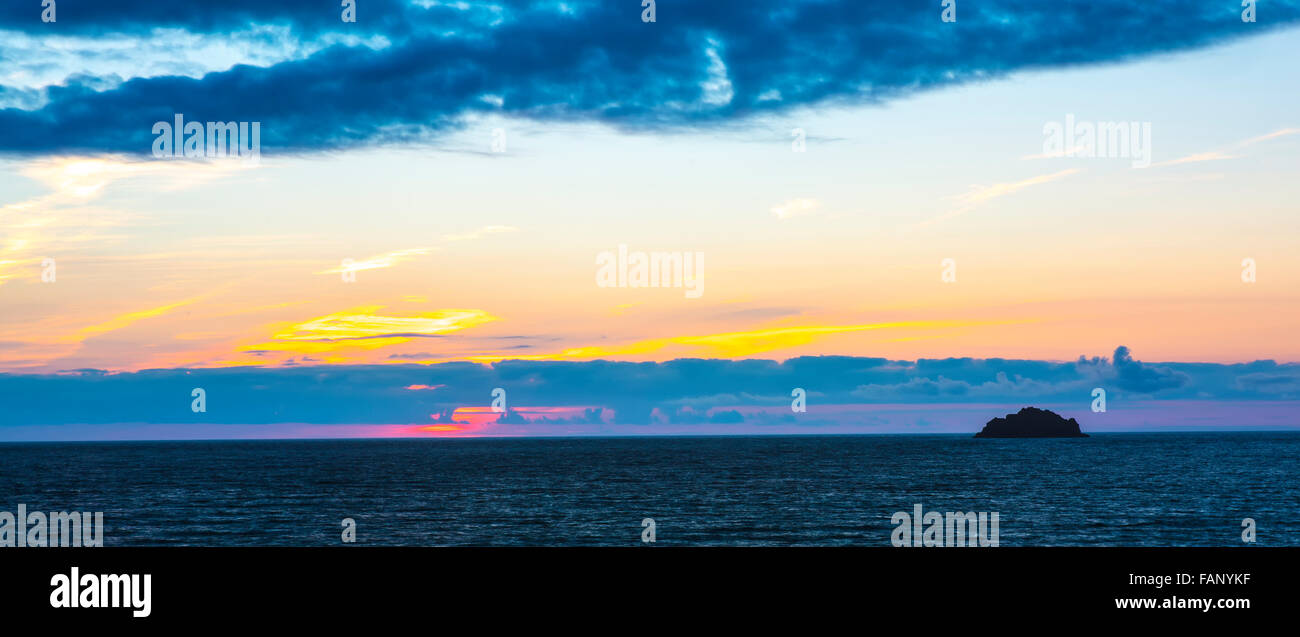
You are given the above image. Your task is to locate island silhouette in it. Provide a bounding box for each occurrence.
[974,407,1089,438]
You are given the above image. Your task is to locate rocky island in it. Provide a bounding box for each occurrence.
[974,407,1088,438]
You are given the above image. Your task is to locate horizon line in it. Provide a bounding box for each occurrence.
[4,428,1300,444]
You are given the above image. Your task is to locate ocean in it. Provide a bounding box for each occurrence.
[2,433,1297,546]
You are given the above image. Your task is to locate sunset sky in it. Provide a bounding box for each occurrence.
[0,1,1297,438]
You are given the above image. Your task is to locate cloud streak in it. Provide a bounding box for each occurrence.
[315,248,434,275]
[910,168,1079,230]
[468,320,1016,361]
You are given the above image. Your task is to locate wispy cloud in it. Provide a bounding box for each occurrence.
[315,248,434,275]
[71,295,208,343]
[1147,127,1298,169]
[1236,127,1300,148]
[953,169,1080,208]
[1147,151,1237,168]
[315,226,518,275]
[0,294,212,368]
[770,198,820,220]
[0,155,255,284]
[442,225,518,242]
[909,168,1080,231]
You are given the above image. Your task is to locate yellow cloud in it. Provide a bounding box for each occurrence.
[236,306,498,358]
[470,319,1018,362]
[69,296,205,343]
[272,306,496,341]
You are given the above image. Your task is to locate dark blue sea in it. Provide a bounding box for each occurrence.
[2,433,1297,546]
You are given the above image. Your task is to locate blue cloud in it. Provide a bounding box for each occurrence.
[0,0,417,36]
[0,348,1292,427]
[2,0,1297,155]
[1111,345,1190,393]
[1234,371,1300,395]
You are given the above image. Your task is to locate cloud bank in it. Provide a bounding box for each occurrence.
[2,0,1297,154]
[1,347,1295,428]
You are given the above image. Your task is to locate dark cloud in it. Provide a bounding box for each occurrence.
[0,0,418,36]
[1234,372,1300,397]
[852,372,1082,400]
[493,407,530,424]
[1112,345,1190,393]
[3,1,1297,155]
[0,349,1290,427]
[854,346,1196,400]
[708,409,744,424]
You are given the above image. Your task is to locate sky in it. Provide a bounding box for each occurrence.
[0,1,1297,439]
